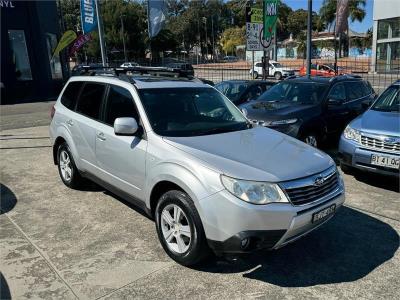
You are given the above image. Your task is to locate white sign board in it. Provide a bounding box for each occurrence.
[246,22,275,51]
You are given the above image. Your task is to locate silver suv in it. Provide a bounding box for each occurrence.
[50,71,345,266]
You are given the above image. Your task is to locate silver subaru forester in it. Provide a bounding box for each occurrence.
[50,73,345,266]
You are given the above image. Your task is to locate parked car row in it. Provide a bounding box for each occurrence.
[216,76,399,177]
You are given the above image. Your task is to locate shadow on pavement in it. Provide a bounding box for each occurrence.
[0,272,11,300]
[198,207,399,287]
[0,184,17,214]
[351,170,399,193]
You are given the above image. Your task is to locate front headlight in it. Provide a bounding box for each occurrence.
[270,118,298,125]
[343,125,361,143]
[221,175,289,205]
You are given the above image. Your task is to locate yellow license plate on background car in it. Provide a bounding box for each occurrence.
[371,154,400,169]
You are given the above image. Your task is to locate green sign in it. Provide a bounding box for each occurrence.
[263,0,279,39]
[251,8,263,24]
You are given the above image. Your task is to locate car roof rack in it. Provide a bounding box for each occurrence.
[75,65,194,84]
[329,73,362,83]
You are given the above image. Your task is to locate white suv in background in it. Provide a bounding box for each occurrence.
[250,60,295,80]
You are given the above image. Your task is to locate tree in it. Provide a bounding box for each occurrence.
[220,26,245,55]
[319,0,367,32]
[276,2,293,41]
[287,9,325,38]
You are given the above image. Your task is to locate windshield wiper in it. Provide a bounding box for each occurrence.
[195,124,249,136]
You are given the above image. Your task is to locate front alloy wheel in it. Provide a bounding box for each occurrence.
[161,204,192,254]
[155,190,210,266]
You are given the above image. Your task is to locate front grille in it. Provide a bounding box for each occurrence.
[361,135,400,153]
[280,167,340,206]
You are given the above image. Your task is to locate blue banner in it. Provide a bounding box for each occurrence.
[81,0,98,34]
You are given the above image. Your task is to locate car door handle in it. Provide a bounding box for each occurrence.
[97,132,106,141]
[66,119,74,126]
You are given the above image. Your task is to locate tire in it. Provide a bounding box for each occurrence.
[253,71,259,79]
[302,133,319,148]
[155,190,210,266]
[57,142,84,189]
[274,72,282,80]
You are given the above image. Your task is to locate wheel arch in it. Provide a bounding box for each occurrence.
[52,127,80,168]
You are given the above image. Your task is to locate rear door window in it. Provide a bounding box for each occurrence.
[104,85,139,126]
[61,81,83,110]
[76,82,106,120]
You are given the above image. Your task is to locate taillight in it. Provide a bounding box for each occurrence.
[50,105,56,119]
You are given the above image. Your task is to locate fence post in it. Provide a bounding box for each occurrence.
[221,68,224,81]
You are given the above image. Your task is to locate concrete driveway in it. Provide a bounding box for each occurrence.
[1,123,399,299]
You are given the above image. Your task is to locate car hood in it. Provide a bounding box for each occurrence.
[240,101,319,121]
[351,109,400,136]
[163,127,334,182]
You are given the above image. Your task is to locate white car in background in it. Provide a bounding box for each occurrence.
[250,60,295,80]
[120,62,139,68]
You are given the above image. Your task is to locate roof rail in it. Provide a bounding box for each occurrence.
[75,65,193,83]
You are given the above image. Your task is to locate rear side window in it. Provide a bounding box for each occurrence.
[104,85,139,126]
[76,83,106,120]
[61,81,83,110]
[345,81,369,100]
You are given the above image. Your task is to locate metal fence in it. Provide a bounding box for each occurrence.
[192,58,400,94]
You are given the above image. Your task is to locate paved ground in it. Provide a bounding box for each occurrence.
[0,103,399,299]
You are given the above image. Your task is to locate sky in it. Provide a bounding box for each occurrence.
[282,0,374,33]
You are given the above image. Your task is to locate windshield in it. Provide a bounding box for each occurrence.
[215,82,248,102]
[371,86,400,112]
[257,81,328,105]
[139,88,250,137]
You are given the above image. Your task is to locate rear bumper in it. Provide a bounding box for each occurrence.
[339,135,400,177]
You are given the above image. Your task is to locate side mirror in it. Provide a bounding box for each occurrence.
[114,117,139,136]
[362,101,372,110]
[328,98,343,106]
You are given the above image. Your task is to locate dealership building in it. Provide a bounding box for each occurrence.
[371,0,400,73]
[1,0,67,104]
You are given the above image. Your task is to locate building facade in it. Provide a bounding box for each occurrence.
[371,0,400,73]
[1,0,67,104]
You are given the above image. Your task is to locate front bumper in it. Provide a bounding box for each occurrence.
[200,186,345,254]
[338,135,400,177]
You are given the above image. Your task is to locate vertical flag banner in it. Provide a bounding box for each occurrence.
[52,30,77,59]
[263,0,278,40]
[335,0,349,34]
[81,0,98,34]
[69,34,92,56]
[148,0,166,38]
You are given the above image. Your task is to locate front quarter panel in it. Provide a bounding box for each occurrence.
[144,136,223,213]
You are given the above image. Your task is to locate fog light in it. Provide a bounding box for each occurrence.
[241,238,250,249]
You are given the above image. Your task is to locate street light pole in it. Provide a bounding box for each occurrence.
[120,15,127,62]
[95,0,107,66]
[306,0,312,76]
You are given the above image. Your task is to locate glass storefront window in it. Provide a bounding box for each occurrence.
[376,41,400,72]
[377,17,400,40]
[45,33,63,80]
[8,30,33,81]
[378,20,389,39]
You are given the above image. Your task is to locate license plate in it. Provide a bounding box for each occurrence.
[371,154,400,169]
[312,204,336,223]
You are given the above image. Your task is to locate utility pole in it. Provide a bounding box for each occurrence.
[95,0,107,66]
[197,18,201,63]
[211,16,215,62]
[306,0,312,76]
[203,17,208,61]
[120,15,127,62]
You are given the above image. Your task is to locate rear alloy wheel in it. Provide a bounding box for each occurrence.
[253,71,259,79]
[57,143,84,189]
[303,134,319,148]
[155,190,210,266]
[274,72,282,80]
